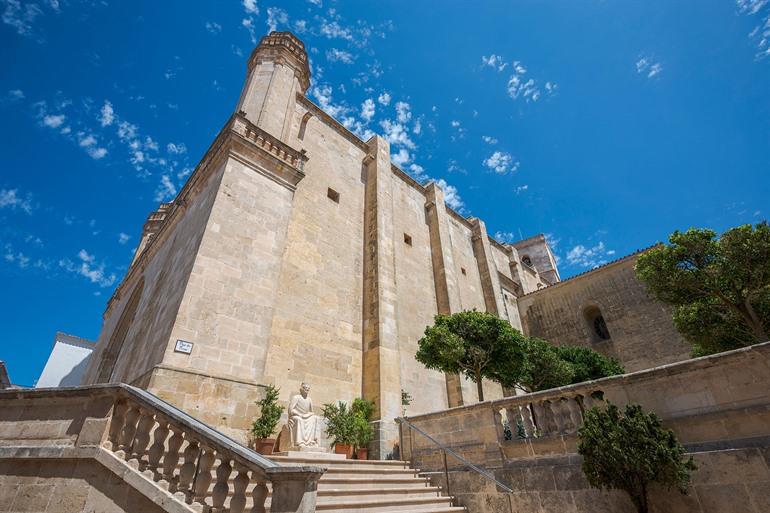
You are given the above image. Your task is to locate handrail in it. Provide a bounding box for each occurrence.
[396,417,513,493]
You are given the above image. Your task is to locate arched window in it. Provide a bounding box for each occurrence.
[95,278,144,383]
[583,305,611,342]
[521,255,533,267]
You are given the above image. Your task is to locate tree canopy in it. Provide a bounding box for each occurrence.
[636,223,770,355]
[415,310,525,401]
[578,403,697,513]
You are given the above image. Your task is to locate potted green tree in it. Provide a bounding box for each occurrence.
[322,401,356,459]
[251,384,284,455]
[352,398,375,460]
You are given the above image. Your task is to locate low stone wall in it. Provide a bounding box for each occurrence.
[400,342,770,513]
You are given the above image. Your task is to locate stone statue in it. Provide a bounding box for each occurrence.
[286,382,320,448]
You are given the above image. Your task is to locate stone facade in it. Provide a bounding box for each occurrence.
[517,251,692,372]
[78,31,554,455]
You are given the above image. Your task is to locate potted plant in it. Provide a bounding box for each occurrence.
[322,401,356,459]
[251,384,284,455]
[352,398,375,460]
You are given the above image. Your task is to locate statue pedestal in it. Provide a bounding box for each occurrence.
[274,448,345,460]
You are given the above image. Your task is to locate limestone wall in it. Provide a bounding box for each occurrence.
[518,254,691,372]
[400,342,770,513]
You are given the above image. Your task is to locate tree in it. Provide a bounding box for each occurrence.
[578,403,697,513]
[519,337,574,392]
[636,223,770,355]
[556,345,624,384]
[519,339,624,392]
[251,384,284,440]
[415,310,525,401]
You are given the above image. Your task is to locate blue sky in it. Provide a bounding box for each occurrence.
[1,0,769,386]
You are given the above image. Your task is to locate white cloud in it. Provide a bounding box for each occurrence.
[42,114,65,128]
[361,98,375,122]
[483,151,519,174]
[320,20,353,41]
[450,120,461,128]
[380,119,415,149]
[59,249,116,288]
[482,135,498,145]
[506,60,556,102]
[3,245,30,269]
[408,163,428,182]
[242,17,256,44]
[326,48,354,64]
[155,175,177,202]
[266,7,288,32]
[738,1,770,59]
[391,148,411,166]
[0,189,33,214]
[515,184,528,194]
[566,241,613,269]
[167,142,187,154]
[205,21,222,34]
[481,54,507,72]
[118,232,131,244]
[242,0,258,14]
[307,0,322,5]
[99,100,114,127]
[377,92,391,106]
[5,89,24,102]
[636,56,663,79]
[435,179,464,211]
[395,101,412,123]
[311,83,351,119]
[2,0,44,38]
[494,231,517,243]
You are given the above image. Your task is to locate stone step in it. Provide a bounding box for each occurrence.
[268,455,410,468]
[316,487,443,503]
[315,496,456,513]
[319,476,433,490]
[322,466,420,476]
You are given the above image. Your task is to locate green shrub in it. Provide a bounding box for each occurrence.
[578,402,697,513]
[321,401,357,446]
[251,384,284,440]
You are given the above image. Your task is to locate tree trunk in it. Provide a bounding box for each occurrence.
[743,300,769,342]
[476,377,484,402]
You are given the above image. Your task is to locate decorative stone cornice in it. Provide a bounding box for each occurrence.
[248,31,311,92]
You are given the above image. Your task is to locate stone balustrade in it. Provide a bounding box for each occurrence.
[232,114,308,171]
[401,341,770,471]
[0,384,324,513]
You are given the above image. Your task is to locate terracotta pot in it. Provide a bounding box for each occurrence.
[254,438,276,455]
[334,443,354,459]
[355,448,368,460]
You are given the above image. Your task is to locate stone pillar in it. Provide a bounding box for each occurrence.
[425,183,465,408]
[235,32,311,141]
[470,218,506,316]
[362,135,403,458]
[265,468,324,513]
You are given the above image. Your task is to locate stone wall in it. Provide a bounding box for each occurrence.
[517,253,691,372]
[0,458,167,513]
[399,342,770,513]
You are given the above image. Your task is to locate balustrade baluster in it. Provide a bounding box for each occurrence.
[117,405,141,457]
[130,409,155,466]
[251,481,269,513]
[229,467,250,513]
[531,401,547,436]
[550,399,567,433]
[106,401,127,450]
[177,439,200,500]
[147,419,169,478]
[566,398,583,432]
[211,457,232,512]
[520,404,536,438]
[192,447,216,506]
[161,428,184,490]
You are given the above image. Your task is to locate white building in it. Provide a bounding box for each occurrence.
[36,332,95,388]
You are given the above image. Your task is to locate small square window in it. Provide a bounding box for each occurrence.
[404,233,412,246]
[461,267,467,275]
[327,188,340,203]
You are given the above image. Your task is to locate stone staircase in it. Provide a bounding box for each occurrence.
[268,455,465,513]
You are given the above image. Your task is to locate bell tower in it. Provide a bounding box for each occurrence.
[235,31,311,142]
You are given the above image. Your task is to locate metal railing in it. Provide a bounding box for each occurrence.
[396,417,513,495]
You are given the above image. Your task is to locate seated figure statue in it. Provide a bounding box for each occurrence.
[279,382,322,451]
